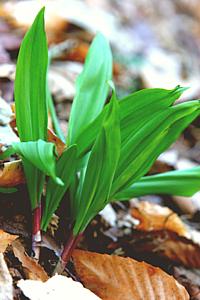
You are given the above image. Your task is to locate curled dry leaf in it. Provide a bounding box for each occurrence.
[120,230,200,269]
[0,253,13,300]
[0,229,18,253]
[0,160,24,187]
[131,201,188,237]
[158,233,200,268]
[72,249,189,300]
[47,129,66,157]
[18,275,101,300]
[66,43,89,63]
[12,240,48,282]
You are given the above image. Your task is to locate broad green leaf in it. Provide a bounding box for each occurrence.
[68,33,112,144]
[114,167,200,200]
[41,145,77,231]
[73,93,120,235]
[74,86,186,158]
[14,8,48,209]
[12,140,63,186]
[111,100,200,195]
[0,187,17,193]
[14,7,48,142]
[125,107,200,192]
[120,85,187,143]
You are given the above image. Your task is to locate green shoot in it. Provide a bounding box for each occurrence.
[68,33,112,144]
[41,145,77,231]
[14,7,51,256]
[1,8,199,273]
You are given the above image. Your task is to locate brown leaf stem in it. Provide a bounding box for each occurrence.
[53,232,82,275]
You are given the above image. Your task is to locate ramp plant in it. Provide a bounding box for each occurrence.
[1,8,200,273]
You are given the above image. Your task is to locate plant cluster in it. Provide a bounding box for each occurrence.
[1,8,200,273]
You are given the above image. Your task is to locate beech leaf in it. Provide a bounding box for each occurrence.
[73,250,189,300]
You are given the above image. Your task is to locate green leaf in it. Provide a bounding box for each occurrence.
[114,167,200,200]
[12,140,63,186]
[68,33,112,144]
[22,161,45,209]
[74,86,186,158]
[14,7,48,142]
[41,145,77,231]
[120,86,187,144]
[111,100,200,196]
[0,187,17,193]
[72,93,120,235]
[14,8,48,209]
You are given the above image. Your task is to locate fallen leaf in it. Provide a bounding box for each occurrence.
[117,230,200,269]
[0,160,25,187]
[0,229,18,253]
[0,1,117,40]
[158,233,200,268]
[173,267,200,300]
[131,201,188,237]
[173,193,200,215]
[18,275,101,300]
[73,249,189,300]
[12,240,48,281]
[0,96,18,151]
[47,129,66,156]
[0,253,13,300]
[0,1,68,44]
[66,42,89,63]
[0,96,13,125]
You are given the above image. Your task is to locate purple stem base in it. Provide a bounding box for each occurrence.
[32,205,42,260]
[53,232,82,275]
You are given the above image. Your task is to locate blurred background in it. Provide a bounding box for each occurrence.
[0,0,200,211]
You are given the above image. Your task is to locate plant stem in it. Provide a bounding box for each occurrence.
[32,204,42,260]
[53,232,82,275]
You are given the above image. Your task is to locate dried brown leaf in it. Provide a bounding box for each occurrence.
[0,253,13,300]
[47,129,66,157]
[12,240,48,282]
[73,249,189,300]
[120,230,200,269]
[131,201,188,237]
[0,229,18,253]
[159,234,200,268]
[173,267,200,300]
[0,160,24,187]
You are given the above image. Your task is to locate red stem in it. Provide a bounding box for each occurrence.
[32,204,42,259]
[53,232,82,275]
